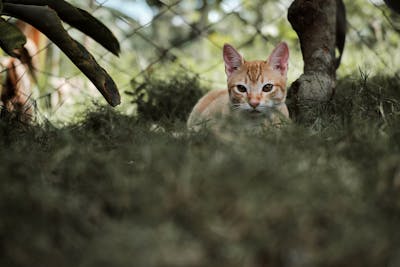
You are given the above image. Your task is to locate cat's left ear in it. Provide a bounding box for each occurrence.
[268,42,289,76]
[223,44,244,77]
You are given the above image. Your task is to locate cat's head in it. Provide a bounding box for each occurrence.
[223,42,289,114]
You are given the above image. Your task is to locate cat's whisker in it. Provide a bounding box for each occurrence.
[231,104,241,109]
[257,106,269,111]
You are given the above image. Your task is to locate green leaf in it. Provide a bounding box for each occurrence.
[3,3,120,106]
[3,0,120,55]
[0,18,26,57]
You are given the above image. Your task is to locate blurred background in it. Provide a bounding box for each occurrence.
[1,0,399,123]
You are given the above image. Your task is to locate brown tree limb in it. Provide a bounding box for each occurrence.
[3,3,121,107]
[3,0,120,55]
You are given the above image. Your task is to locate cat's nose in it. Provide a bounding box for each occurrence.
[249,100,260,108]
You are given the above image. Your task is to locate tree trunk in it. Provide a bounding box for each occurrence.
[287,0,338,111]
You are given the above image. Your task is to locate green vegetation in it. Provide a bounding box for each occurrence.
[128,73,204,121]
[1,73,400,267]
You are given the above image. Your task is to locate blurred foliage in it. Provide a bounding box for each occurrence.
[1,73,400,267]
[127,73,204,121]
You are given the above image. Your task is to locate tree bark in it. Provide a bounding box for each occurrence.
[288,0,338,110]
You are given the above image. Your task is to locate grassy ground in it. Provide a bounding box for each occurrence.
[1,73,400,267]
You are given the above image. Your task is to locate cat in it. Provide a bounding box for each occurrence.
[187,42,290,131]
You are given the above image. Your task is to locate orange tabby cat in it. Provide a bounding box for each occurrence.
[187,42,290,130]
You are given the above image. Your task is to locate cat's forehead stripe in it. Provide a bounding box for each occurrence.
[245,62,264,83]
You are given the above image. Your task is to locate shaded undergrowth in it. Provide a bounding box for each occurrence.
[1,73,400,267]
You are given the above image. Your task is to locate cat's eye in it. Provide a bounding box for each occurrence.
[236,85,247,93]
[262,83,274,92]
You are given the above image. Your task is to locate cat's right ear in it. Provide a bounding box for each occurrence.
[223,44,243,77]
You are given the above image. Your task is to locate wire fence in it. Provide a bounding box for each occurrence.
[0,0,399,123]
